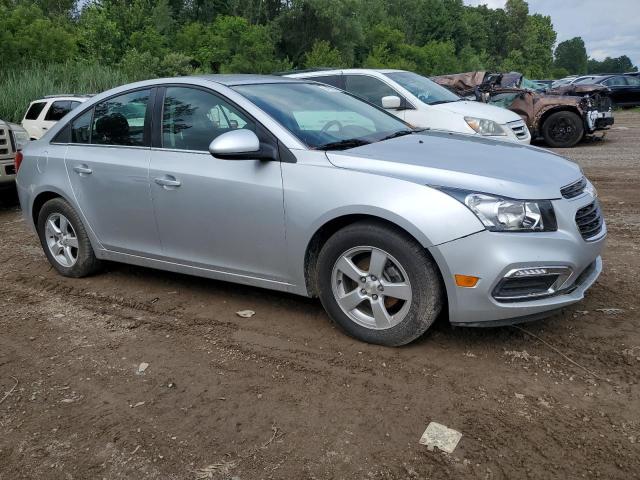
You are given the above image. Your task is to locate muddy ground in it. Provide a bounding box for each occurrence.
[1,111,639,480]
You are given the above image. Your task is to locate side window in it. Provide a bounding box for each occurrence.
[626,76,640,86]
[604,76,627,87]
[44,101,72,121]
[71,109,93,144]
[344,75,399,107]
[92,89,150,146]
[162,87,255,151]
[307,75,343,89]
[25,102,47,120]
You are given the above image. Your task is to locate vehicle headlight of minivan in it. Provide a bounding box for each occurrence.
[438,188,557,232]
[464,116,507,136]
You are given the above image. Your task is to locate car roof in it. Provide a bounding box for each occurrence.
[285,68,406,77]
[195,74,306,86]
[31,95,91,104]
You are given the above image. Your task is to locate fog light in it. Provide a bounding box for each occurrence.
[455,274,480,288]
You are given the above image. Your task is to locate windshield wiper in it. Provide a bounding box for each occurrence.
[378,129,415,142]
[315,138,371,151]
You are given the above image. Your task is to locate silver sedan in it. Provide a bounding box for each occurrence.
[15,75,605,345]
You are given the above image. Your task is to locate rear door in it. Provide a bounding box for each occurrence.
[64,88,161,256]
[148,85,288,281]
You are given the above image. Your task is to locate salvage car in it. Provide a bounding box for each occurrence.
[432,71,614,148]
[16,75,605,346]
[285,69,531,144]
[0,119,29,191]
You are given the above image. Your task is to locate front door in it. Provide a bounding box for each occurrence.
[149,86,288,281]
[65,89,161,256]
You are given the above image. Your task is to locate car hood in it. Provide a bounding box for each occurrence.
[326,131,581,200]
[433,100,521,124]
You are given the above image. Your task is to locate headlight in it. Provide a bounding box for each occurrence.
[584,180,597,198]
[439,188,557,232]
[464,116,507,136]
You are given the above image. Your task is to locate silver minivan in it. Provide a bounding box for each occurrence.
[16,75,605,345]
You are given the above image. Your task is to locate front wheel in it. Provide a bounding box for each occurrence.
[541,111,584,148]
[316,221,443,346]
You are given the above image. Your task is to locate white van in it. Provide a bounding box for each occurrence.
[285,69,531,144]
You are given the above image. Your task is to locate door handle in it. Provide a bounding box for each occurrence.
[154,175,181,188]
[73,165,92,175]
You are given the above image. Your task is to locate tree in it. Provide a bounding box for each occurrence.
[304,40,347,68]
[588,55,637,73]
[554,37,588,75]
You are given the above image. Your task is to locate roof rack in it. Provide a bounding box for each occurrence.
[43,94,95,99]
[272,67,335,76]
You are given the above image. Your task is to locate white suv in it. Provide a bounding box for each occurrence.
[286,69,531,144]
[22,95,91,140]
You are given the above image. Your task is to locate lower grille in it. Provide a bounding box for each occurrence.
[508,120,529,140]
[575,200,604,240]
[5,164,16,175]
[493,275,559,300]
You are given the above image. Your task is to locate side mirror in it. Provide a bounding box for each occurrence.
[209,129,260,160]
[381,95,402,109]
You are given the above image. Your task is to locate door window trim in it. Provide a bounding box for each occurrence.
[50,87,156,148]
[342,73,416,110]
[152,84,284,161]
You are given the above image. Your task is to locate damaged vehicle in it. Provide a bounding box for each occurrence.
[16,75,605,346]
[432,71,614,148]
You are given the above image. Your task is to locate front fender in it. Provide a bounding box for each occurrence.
[281,158,484,294]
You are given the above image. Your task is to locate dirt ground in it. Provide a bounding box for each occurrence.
[1,111,639,480]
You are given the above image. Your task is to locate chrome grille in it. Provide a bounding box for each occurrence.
[561,177,587,199]
[508,120,529,140]
[575,200,604,240]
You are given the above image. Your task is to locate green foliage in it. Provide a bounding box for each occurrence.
[587,55,638,74]
[0,62,135,122]
[304,40,347,68]
[554,37,588,75]
[0,0,638,122]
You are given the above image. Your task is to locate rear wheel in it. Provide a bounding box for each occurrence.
[37,198,102,278]
[316,221,443,346]
[541,111,584,148]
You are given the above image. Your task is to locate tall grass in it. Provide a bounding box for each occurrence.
[0,62,140,123]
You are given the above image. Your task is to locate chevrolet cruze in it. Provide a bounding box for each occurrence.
[15,75,605,346]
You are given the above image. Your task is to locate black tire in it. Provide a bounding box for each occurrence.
[37,197,102,278]
[541,111,584,148]
[316,221,443,346]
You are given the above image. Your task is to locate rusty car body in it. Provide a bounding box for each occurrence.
[432,71,614,148]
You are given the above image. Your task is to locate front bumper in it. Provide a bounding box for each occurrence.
[0,158,16,186]
[586,109,614,132]
[429,194,606,326]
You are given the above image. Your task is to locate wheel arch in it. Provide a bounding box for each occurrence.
[31,190,67,228]
[303,213,447,299]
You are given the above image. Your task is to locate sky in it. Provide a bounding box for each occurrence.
[463,0,640,68]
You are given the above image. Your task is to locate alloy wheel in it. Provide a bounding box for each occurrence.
[331,246,412,330]
[44,213,79,267]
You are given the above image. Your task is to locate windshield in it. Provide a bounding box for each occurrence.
[233,82,411,150]
[384,71,460,105]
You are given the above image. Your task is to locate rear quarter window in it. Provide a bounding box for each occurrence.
[25,102,47,120]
